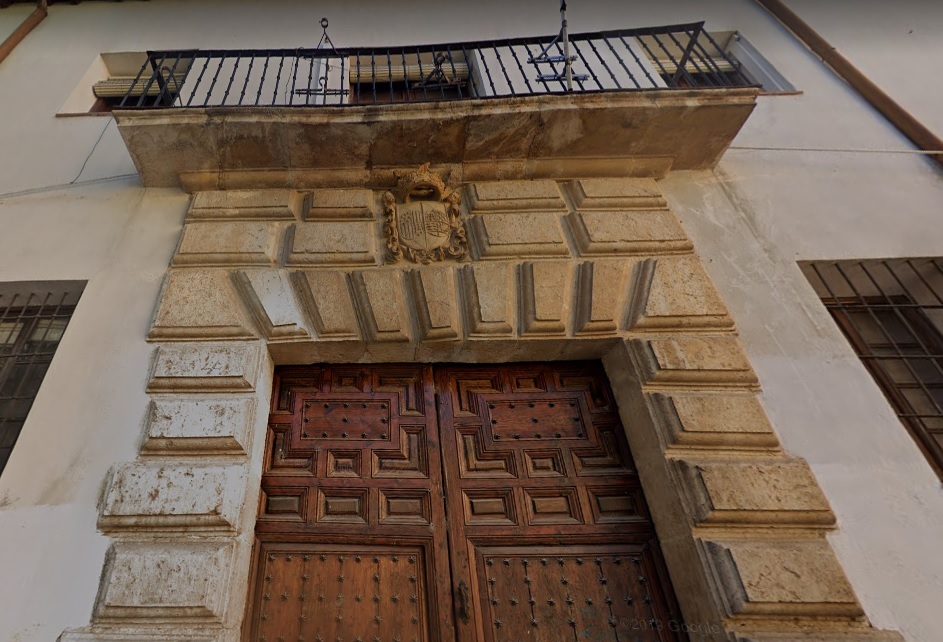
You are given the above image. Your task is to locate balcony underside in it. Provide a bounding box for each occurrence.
[114,89,758,189]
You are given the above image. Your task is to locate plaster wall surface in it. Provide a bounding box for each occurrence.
[0,1,941,641]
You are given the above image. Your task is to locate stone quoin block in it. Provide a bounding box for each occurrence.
[150,269,257,340]
[287,221,376,266]
[147,342,262,392]
[630,336,758,389]
[469,211,570,259]
[142,397,254,455]
[568,177,667,210]
[567,210,692,256]
[188,189,305,220]
[466,179,566,212]
[173,221,281,266]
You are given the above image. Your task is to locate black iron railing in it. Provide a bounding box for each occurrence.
[114,22,755,109]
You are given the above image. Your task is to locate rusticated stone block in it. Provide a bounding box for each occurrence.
[100,462,246,532]
[408,267,460,341]
[291,270,360,339]
[148,343,261,392]
[307,188,375,220]
[569,177,666,210]
[574,259,630,335]
[567,210,692,256]
[626,256,732,331]
[142,397,253,455]
[520,261,572,336]
[350,270,412,342]
[467,179,566,212]
[630,336,758,389]
[469,212,570,259]
[173,221,280,266]
[232,269,309,340]
[461,263,514,337]
[96,541,233,620]
[188,189,305,220]
[703,539,863,618]
[150,270,256,341]
[287,221,376,265]
[676,459,834,527]
[649,392,779,449]
[60,629,219,641]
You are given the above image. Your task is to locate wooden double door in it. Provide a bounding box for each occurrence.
[248,362,684,642]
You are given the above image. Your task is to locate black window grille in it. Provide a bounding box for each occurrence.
[0,282,85,477]
[801,259,943,478]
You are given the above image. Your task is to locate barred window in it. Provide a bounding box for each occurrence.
[801,259,943,478]
[0,282,85,477]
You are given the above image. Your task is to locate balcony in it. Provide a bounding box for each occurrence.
[111,23,760,188]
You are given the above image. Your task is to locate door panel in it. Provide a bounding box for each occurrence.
[249,365,454,642]
[436,363,682,642]
[249,362,684,642]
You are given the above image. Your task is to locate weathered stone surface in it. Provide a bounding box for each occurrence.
[96,541,233,620]
[569,177,666,210]
[631,336,758,389]
[567,210,692,256]
[734,632,905,641]
[307,188,375,220]
[174,221,280,266]
[142,397,253,455]
[60,628,219,641]
[466,179,566,212]
[676,459,834,527]
[626,255,732,330]
[520,261,572,336]
[287,221,376,265]
[574,259,630,335]
[703,539,863,618]
[188,189,304,220]
[150,270,256,340]
[461,263,514,337]
[350,270,411,342]
[469,212,570,259]
[148,343,261,392]
[291,270,360,340]
[100,462,246,531]
[649,392,779,449]
[232,269,309,340]
[408,267,460,341]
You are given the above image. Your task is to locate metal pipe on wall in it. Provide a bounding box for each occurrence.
[752,0,943,169]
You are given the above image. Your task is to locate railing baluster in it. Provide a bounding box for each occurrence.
[117,24,753,111]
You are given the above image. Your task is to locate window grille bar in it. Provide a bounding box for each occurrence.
[803,259,943,479]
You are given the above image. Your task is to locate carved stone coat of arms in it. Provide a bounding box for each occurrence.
[383,163,467,264]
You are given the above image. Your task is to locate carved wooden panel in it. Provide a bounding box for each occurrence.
[251,363,683,642]
[251,365,453,641]
[436,362,684,641]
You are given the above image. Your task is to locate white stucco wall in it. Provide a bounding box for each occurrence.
[0,0,941,640]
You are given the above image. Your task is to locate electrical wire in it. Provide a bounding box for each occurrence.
[70,117,114,184]
[728,145,943,155]
[0,173,139,201]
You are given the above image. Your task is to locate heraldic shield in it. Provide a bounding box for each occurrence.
[383,163,468,264]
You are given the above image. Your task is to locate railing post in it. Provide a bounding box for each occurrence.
[672,22,703,86]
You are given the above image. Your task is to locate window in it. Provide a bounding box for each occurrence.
[0,282,84,476]
[802,259,943,478]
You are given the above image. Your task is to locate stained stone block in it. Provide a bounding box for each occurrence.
[142,397,253,455]
[520,261,572,336]
[307,187,375,219]
[469,212,570,259]
[630,336,758,389]
[188,189,304,220]
[100,462,246,531]
[148,342,261,392]
[408,267,460,341]
[59,629,219,641]
[173,221,280,266]
[467,179,566,212]
[569,177,666,210]
[291,270,360,339]
[96,541,234,620]
[567,210,692,256]
[676,459,834,527]
[350,270,411,342]
[150,270,256,340]
[232,269,309,340]
[287,221,376,265]
[574,259,630,335]
[703,539,863,618]
[649,392,779,449]
[626,255,732,330]
[461,263,514,337]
